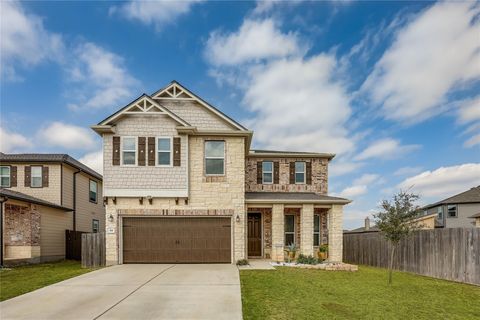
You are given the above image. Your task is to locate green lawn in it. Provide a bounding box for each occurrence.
[240,266,480,320]
[0,260,94,301]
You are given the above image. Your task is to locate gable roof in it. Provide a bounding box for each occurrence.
[152,80,248,131]
[0,153,102,180]
[0,188,73,211]
[249,149,336,160]
[96,94,191,127]
[424,186,480,209]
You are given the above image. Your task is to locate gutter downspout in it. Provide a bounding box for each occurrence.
[73,170,82,231]
[0,196,8,268]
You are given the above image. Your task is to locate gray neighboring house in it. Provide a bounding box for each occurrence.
[423,186,480,228]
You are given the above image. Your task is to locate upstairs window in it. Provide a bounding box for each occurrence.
[295,161,305,184]
[285,214,295,245]
[314,214,320,246]
[122,137,136,165]
[447,205,457,218]
[0,166,10,187]
[89,180,97,203]
[437,206,443,220]
[205,140,225,175]
[31,166,42,188]
[262,161,273,184]
[157,137,172,166]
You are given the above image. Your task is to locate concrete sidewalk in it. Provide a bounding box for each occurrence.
[0,264,242,320]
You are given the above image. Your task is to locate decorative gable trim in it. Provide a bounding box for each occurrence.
[96,94,190,127]
[152,81,248,131]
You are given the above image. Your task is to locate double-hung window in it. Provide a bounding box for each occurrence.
[205,140,225,175]
[92,219,99,233]
[89,180,97,203]
[157,137,172,166]
[295,161,305,184]
[437,206,443,220]
[31,166,42,188]
[285,215,295,246]
[314,214,320,246]
[0,166,10,187]
[447,205,457,218]
[262,161,273,184]
[122,137,136,165]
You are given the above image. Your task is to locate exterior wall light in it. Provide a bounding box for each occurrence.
[108,213,114,222]
[236,214,240,223]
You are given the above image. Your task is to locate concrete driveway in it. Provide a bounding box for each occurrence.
[0,264,242,320]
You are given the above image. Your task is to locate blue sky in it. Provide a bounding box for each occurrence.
[1,1,479,229]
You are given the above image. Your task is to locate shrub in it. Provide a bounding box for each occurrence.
[319,244,328,253]
[236,259,249,266]
[296,254,319,265]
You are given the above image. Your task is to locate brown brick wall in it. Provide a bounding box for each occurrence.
[4,202,40,246]
[245,157,328,194]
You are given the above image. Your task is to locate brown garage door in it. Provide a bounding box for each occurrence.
[122,217,231,263]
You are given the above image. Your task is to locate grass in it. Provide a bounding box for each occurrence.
[0,260,95,301]
[240,266,480,320]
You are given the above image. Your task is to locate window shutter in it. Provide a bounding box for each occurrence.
[173,137,181,166]
[11,166,17,187]
[289,162,295,184]
[42,166,49,187]
[306,162,312,185]
[148,137,155,166]
[257,161,263,184]
[24,166,31,187]
[273,162,279,184]
[138,137,146,166]
[112,136,120,166]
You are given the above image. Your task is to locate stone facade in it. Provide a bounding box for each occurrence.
[105,136,246,265]
[4,202,41,260]
[245,157,329,194]
[327,204,344,262]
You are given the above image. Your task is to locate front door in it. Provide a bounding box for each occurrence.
[248,213,262,257]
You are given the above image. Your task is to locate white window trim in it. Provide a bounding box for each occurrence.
[155,136,173,167]
[92,219,99,233]
[121,136,138,166]
[262,161,273,184]
[295,161,306,184]
[205,140,225,176]
[0,166,11,188]
[447,204,457,218]
[313,214,320,247]
[89,179,98,203]
[285,214,296,245]
[31,165,43,188]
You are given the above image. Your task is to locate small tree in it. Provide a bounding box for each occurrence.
[374,191,420,284]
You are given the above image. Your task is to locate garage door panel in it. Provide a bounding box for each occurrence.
[122,217,231,263]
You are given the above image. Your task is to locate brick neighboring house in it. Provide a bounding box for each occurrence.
[0,153,105,264]
[92,81,350,265]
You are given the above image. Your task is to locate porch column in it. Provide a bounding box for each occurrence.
[327,204,343,262]
[271,204,284,262]
[300,204,314,256]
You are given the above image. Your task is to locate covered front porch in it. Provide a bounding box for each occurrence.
[245,192,350,262]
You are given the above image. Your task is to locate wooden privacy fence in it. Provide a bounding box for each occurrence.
[343,228,480,286]
[81,232,106,268]
[65,230,85,260]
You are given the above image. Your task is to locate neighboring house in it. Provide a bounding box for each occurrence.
[0,153,104,264]
[423,186,480,228]
[92,80,350,265]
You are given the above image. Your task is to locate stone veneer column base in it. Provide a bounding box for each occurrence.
[300,204,314,256]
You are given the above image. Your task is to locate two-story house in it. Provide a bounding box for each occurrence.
[0,153,105,264]
[92,81,350,265]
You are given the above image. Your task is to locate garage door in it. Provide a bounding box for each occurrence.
[122,217,231,263]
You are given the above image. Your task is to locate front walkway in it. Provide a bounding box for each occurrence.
[0,264,242,320]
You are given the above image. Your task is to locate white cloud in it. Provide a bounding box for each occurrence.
[338,185,367,198]
[464,134,480,148]
[37,122,98,150]
[394,166,423,176]
[353,173,379,185]
[67,42,139,111]
[329,160,363,177]
[0,128,33,152]
[355,138,420,161]
[205,19,304,66]
[458,96,480,124]
[362,2,480,123]
[79,150,103,175]
[398,163,480,199]
[0,1,63,80]
[110,0,202,32]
